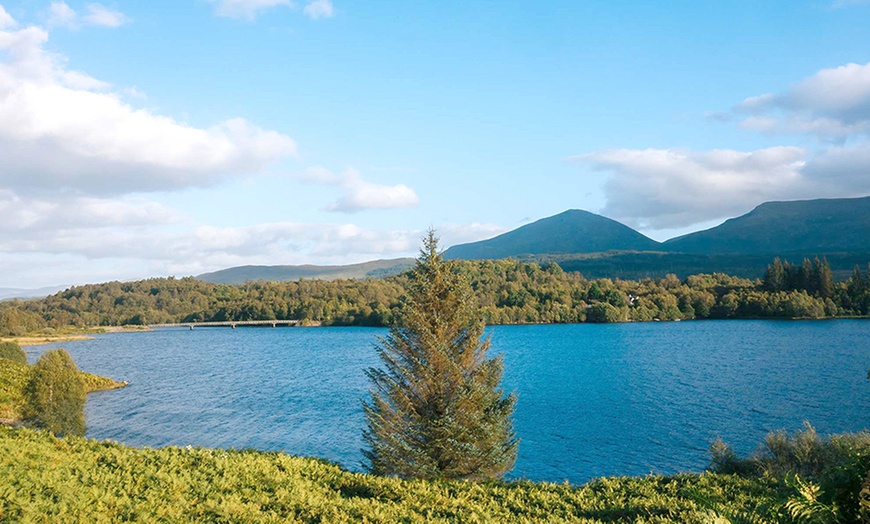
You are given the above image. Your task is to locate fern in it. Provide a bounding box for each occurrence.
[784,475,840,524]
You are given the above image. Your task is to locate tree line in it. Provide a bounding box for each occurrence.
[2,257,870,335]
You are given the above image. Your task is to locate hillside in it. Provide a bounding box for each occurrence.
[664,196,870,255]
[0,426,786,522]
[197,258,415,285]
[444,210,661,260]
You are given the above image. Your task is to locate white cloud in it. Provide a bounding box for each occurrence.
[734,62,870,140]
[802,140,870,194]
[0,22,297,196]
[0,192,179,234]
[47,1,77,28]
[0,5,16,29]
[83,4,129,27]
[577,147,813,229]
[210,0,294,20]
[303,0,333,19]
[45,1,129,28]
[303,167,419,212]
[0,217,507,285]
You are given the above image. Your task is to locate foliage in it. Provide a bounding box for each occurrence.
[363,232,517,480]
[4,258,870,332]
[1,356,126,423]
[0,360,29,420]
[0,426,792,523]
[21,349,86,437]
[0,341,26,365]
[0,308,45,337]
[710,424,870,523]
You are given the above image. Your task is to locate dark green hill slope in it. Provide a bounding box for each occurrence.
[197,258,415,284]
[444,210,661,260]
[664,196,870,255]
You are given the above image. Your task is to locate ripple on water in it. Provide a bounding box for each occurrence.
[28,321,870,484]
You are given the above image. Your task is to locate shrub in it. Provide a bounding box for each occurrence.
[0,341,26,365]
[711,423,870,522]
[22,349,86,437]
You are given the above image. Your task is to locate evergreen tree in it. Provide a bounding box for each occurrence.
[799,259,815,294]
[22,349,86,437]
[817,257,834,299]
[763,258,787,292]
[363,231,517,480]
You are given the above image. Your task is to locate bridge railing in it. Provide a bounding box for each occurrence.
[149,320,300,329]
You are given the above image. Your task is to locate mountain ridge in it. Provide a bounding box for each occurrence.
[197,258,415,285]
[195,196,870,284]
[443,209,661,260]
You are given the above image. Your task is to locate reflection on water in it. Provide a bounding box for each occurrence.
[27,320,870,484]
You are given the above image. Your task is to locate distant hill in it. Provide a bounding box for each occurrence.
[664,196,870,255]
[196,258,415,285]
[444,210,661,260]
[0,285,70,301]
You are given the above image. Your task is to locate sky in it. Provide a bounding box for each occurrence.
[1,0,870,289]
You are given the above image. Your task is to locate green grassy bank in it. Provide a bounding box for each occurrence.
[0,426,787,523]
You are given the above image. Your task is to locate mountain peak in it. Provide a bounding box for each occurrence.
[444,209,661,260]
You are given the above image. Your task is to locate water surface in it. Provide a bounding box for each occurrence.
[27,320,870,483]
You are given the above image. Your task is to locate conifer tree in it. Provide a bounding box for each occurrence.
[817,257,834,299]
[22,348,86,437]
[763,258,786,292]
[363,231,517,480]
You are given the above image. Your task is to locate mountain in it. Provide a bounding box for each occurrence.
[444,209,661,260]
[196,258,415,285]
[664,196,870,255]
[0,285,70,301]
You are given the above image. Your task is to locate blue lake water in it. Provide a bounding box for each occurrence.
[26,320,870,484]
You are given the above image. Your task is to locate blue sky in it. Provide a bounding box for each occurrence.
[1,0,870,288]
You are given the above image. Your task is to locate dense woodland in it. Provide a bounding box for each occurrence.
[1,257,869,335]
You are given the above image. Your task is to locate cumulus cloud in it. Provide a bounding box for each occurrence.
[0,220,415,279]
[802,141,870,194]
[0,22,297,196]
[301,167,419,212]
[303,0,333,19]
[577,60,870,231]
[577,147,813,229]
[0,5,16,29]
[0,192,180,234]
[733,62,870,140]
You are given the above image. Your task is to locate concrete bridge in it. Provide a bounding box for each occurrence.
[150,320,301,330]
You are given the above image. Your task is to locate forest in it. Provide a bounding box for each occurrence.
[1,257,868,336]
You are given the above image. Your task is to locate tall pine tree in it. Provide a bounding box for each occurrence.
[363,231,517,480]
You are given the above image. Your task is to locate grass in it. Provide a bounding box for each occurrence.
[0,426,789,523]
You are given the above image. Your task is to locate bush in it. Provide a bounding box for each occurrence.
[711,423,870,522]
[0,341,26,365]
[586,302,626,323]
[22,349,86,437]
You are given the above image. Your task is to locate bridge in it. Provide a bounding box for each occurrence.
[149,320,301,330]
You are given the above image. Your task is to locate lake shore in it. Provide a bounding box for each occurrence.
[3,325,153,347]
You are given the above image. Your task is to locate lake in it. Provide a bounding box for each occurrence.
[26,320,870,484]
